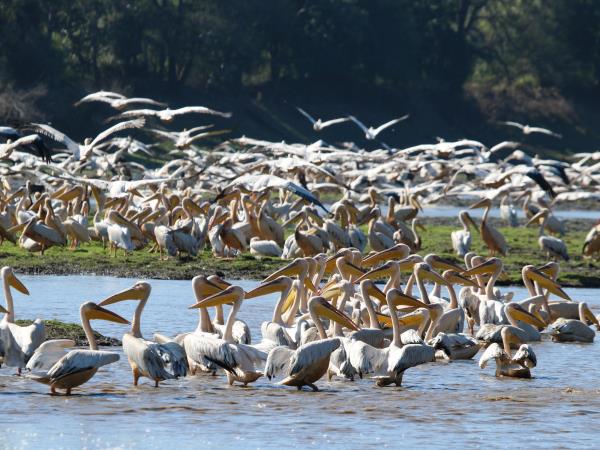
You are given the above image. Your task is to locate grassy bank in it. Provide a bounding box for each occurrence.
[1,220,598,287]
[15,319,121,346]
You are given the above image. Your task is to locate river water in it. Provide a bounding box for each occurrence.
[1,275,599,449]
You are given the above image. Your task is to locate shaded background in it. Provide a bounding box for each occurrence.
[1,0,600,156]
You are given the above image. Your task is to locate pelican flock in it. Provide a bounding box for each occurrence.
[0,91,599,397]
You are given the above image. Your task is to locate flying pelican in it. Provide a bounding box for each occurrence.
[500,121,562,139]
[113,106,232,122]
[0,267,44,373]
[75,92,167,110]
[348,115,409,140]
[98,281,188,386]
[296,107,350,131]
[264,295,359,391]
[479,327,537,378]
[27,302,129,395]
[469,198,508,256]
[526,208,569,261]
[30,118,145,160]
[451,210,477,257]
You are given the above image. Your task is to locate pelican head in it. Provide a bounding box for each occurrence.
[505,303,546,329]
[523,266,571,301]
[424,254,463,272]
[386,288,428,310]
[245,276,293,299]
[414,262,449,286]
[355,261,399,283]
[442,270,480,289]
[191,275,223,299]
[462,257,502,276]
[263,258,317,292]
[98,281,151,306]
[469,198,491,209]
[189,285,245,309]
[80,301,130,324]
[1,266,29,295]
[307,296,359,331]
[362,244,410,267]
[525,208,550,226]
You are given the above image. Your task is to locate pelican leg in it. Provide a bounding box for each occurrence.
[154,379,159,388]
[133,368,140,386]
[307,383,319,392]
[50,386,57,395]
[66,388,72,396]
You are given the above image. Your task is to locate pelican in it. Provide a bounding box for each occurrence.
[479,327,537,378]
[347,288,443,387]
[27,302,128,395]
[582,223,600,258]
[249,237,282,258]
[188,286,267,386]
[548,302,596,343]
[348,115,409,140]
[98,281,188,386]
[469,198,508,256]
[475,302,546,346]
[526,208,569,261]
[264,296,359,391]
[0,267,44,373]
[296,107,350,131]
[499,193,518,227]
[451,210,477,257]
[500,121,562,138]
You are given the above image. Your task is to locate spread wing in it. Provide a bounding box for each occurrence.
[29,123,80,159]
[289,338,340,378]
[265,346,295,379]
[171,106,232,118]
[26,339,75,371]
[89,118,146,148]
[47,349,119,380]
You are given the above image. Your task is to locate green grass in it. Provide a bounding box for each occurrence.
[1,224,598,286]
[15,319,121,346]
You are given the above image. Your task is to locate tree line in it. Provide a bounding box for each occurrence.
[0,0,599,125]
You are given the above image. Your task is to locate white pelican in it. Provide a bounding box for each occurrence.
[296,107,350,131]
[500,121,562,138]
[98,281,188,386]
[479,327,537,378]
[27,302,129,395]
[469,198,508,256]
[0,267,44,373]
[188,286,267,386]
[347,289,441,387]
[548,302,596,343]
[249,237,282,258]
[348,115,409,140]
[582,223,600,258]
[451,210,477,257]
[264,295,359,391]
[526,208,569,261]
[499,193,518,227]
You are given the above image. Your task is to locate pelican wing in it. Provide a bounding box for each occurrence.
[7,319,45,358]
[89,118,146,149]
[29,123,80,158]
[288,337,340,378]
[319,117,350,128]
[47,349,119,380]
[183,334,236,372]
[389,344,435,373]
[265,346,295,379]
[372,115,409,136]
[170,106,232,118]
[296,107,317,124]
[511,344,537,368]
[75,90,126,105]
[226,174,329,213]
[26,339,75,371]
[346,340,388,376]
[478,342,506,369]
[501,121,525,130]
[123,335,176,381]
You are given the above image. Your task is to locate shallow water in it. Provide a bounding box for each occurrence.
[2,275,600,449]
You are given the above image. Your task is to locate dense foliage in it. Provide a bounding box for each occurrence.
[1,0,599,139]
